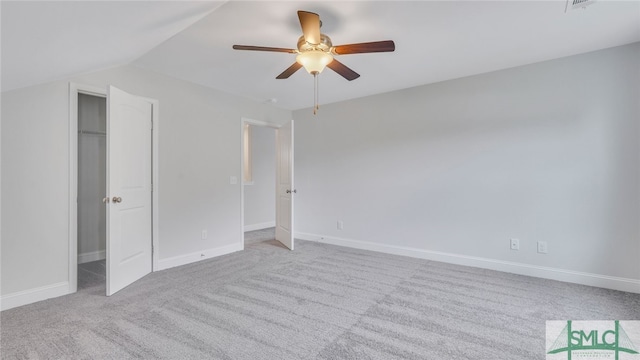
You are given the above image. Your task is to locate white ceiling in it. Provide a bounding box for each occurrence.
[0,1,226,91]
[2,1,639,110]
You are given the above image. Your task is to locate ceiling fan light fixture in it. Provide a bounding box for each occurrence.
[296,51,333,74]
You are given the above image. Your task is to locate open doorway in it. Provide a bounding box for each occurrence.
[77,93,107,290]
[243,123,277,245]
[241,119,294,250]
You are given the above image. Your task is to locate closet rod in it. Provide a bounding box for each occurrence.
[78,130,106,136]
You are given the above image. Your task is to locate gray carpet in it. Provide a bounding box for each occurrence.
[2,228,639,359]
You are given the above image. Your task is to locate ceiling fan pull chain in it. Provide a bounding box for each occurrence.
[313,72,319,115]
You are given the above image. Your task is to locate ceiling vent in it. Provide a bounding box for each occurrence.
[566,0,597,12]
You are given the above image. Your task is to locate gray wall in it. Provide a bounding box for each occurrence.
[2,42,638,306]
[1,64,291,298]
[243,125,276,229]
[293,43,640,286]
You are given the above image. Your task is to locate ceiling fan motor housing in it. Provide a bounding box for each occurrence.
[297,34,333,53]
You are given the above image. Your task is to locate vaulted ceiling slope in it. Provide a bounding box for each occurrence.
[0,1,226,92]
[2,1,639,110]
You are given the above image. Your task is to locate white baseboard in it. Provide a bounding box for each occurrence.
[157,242,243,271]
[295,232,640,294]
[78,250,105,264]
[244,221,275,232]
[1,243,244,311]
[1,281,70,311]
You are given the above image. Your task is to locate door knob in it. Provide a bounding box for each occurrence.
[286,189,297,194]
[112,196,122,203]
[102,197,110,204]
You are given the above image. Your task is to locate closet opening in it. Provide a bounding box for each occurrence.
[77,93,107,290]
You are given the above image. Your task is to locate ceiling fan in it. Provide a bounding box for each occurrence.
[233,10,395,113]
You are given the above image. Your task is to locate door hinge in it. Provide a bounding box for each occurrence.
[150,119,153,130]
[151,183,153,192]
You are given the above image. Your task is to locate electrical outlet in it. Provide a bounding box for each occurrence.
[537,241,548,254]
[337,220,344,230]
[201,230,207,240]
[510,238,520,250]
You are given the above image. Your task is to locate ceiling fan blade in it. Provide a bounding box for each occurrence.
[327,59,360,81]
[332,40,395,55]
[232,45,297,54]
[298,10,321,45]
[276,62,303,79]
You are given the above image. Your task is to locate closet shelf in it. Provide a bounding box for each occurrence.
[79,130,106,136]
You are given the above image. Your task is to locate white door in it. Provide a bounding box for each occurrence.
[275,120,294,250]
[106,86,153,296]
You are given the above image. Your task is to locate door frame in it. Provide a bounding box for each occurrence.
[68,82,160,294]
[240,117,283,248]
